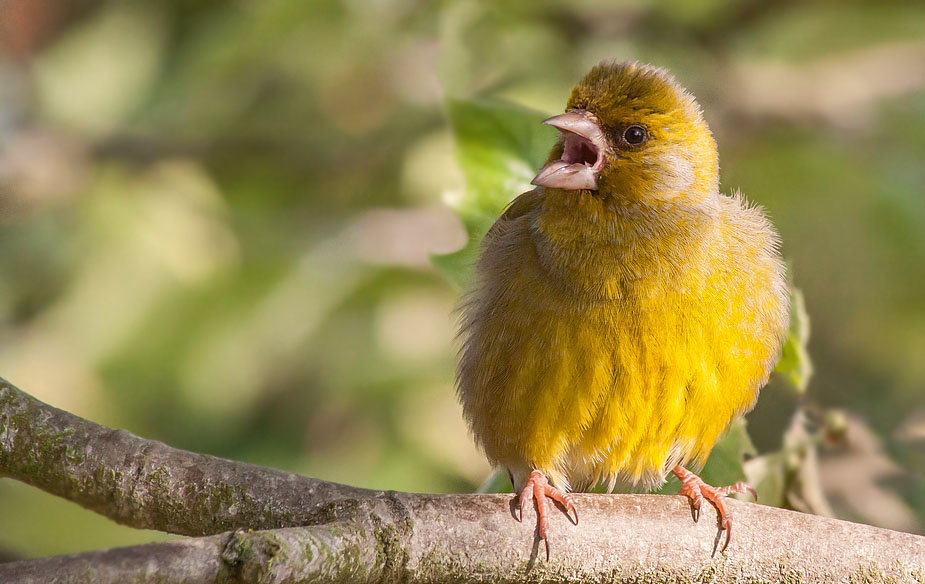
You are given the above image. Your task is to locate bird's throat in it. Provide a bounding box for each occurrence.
[533,192,718,297]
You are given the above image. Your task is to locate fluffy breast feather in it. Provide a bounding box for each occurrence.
[456,188,789,492]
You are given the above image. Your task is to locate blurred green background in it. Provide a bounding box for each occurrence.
[1,0,923,559]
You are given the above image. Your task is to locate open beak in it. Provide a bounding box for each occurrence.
[531,110,607,191]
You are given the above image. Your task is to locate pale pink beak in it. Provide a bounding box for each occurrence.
[531,111,608,191]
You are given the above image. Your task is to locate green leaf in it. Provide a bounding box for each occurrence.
[701,418,758,485]
[774,287,814,393]
[433,98,557,287]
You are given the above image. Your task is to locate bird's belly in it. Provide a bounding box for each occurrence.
[462,287,767,492]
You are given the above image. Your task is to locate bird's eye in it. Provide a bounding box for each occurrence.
[623,125,647,145]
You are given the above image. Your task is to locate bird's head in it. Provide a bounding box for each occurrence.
[532,62,719,205]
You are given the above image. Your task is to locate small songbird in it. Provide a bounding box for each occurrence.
[456,62,790,556]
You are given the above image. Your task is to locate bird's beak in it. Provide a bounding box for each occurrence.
[531,110,607,191]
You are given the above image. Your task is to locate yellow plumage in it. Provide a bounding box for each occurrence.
[456,62,790,500]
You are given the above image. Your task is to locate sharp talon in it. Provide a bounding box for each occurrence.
[687,493,702,523]
[556,495,579,525]
[722,523,732,553]
[544,538,550,562]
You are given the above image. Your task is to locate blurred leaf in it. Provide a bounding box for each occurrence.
[744,410,821,511]
[743,451,787,508]
[477,468,514,494]
[819,413,920,532]
[775,287,813,393]
[780,410,835,518]
[735,3,925,63]
[434,98,557,287]
[699,418,758,487]
[34,3,166,136]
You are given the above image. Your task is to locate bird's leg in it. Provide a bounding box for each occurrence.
[515,469,578,560]
[672,465,756,553]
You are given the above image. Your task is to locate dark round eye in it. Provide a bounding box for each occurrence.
[623,125,647,145]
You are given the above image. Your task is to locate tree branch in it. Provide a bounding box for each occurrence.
[0,377,377,535]
[0,520,389,584]
[2,377,925,583]
[2,492,924,583]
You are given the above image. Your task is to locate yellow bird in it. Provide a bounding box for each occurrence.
[456,62,790,555]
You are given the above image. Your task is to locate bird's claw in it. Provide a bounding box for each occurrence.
[515,470,578,560]
[679,481,704,523]
[673,466,756,553]
[562,499,579,526]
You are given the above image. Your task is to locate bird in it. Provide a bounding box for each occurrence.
[456,61,790,557]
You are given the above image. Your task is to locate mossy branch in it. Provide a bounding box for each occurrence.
[0,378,375,535]
[1,378,924,583]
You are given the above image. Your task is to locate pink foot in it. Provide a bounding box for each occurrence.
[515,469,579,560]
[672,465,756,553]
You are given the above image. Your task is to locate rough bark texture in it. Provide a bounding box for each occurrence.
[0,378,375,535]
[0,520,389,584]
[2,493,924,583]
[1,378,925,583]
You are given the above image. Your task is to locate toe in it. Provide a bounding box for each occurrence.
[542,484,579,525]
[716,480,757,501]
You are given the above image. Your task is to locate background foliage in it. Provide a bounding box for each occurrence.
[0,0,923,559]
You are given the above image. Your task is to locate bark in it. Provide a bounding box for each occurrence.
[1,378,924,583]
[1,493,924,583]
[0,378,376,535]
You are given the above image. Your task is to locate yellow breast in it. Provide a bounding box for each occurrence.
[457,188,789,492]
